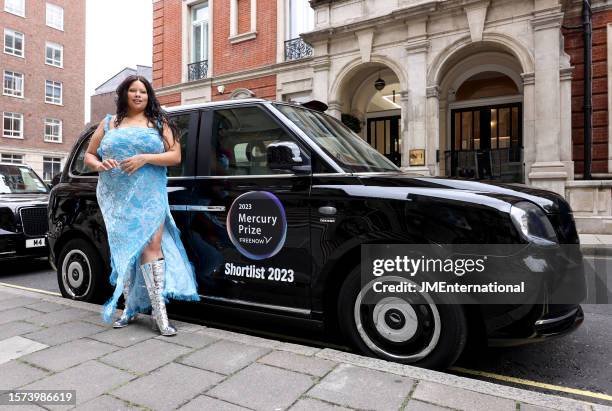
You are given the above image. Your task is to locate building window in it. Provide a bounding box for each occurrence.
[229,0,257,40]
[2,112,23,138]
[45,42,63,67]
[45,80,62,104]
[284,0,313,61]
[4,28,24,57]
[43,156,62,181]
[3,70,24,97]
[44,118,62,142]
[4,0,25,16]
[0,153,24,164]
[46,3,64,30]
[188,2,209,81]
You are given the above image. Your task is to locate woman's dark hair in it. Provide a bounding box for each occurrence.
[114,75,178,146]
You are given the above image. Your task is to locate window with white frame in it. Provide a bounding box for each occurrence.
[191,2,209,63]
[45,42,63,67]
[0,153,24,164]
[287,0,314,40]
[4,29,24,57]
[2,112,23,138]
[44,118,62,142]
[4,0,25,16]
[3,70,24,97]
[45,80,62,104]
[46,3,64,30]
[43,156,62,181]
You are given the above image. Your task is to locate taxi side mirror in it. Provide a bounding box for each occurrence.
[267,142,311,174]
[50,173,61,188]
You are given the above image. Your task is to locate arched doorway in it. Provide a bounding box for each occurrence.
[448,71,523,181]
[432,39,530,183]
[333,62,404,166]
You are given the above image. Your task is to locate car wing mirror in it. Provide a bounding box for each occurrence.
[267,142,311,174]
[50,173,61,188]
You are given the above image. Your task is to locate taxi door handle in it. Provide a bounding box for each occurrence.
[169,205,226,212]
[318,206,337,215]
[190,205,226,212]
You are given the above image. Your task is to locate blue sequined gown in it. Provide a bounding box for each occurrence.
[97,114,199,323]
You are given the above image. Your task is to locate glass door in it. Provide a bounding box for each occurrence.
[366,116,401,167]
[448,103,522,182]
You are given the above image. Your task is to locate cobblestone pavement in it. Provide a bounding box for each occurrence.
[0,285,608,411]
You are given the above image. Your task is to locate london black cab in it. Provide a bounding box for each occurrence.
[48,99,585,369]
[0,163,50,261]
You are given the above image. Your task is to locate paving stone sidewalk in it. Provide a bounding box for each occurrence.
[0,285,608,411]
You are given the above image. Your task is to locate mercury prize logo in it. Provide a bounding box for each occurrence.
[227,191,287,260]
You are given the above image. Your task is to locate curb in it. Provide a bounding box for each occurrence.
[0,284,609,411]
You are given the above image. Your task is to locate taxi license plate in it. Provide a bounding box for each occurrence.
[25,238,46,248]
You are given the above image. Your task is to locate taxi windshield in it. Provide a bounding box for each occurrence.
[0,165,49,194]
[274,104,400,173]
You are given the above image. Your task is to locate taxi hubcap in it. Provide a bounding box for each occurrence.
[354,276,441,362]
[61,250,92,298]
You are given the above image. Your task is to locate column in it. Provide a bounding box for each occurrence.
[327,101,342,120]
[559,67,574,179]
[311,40,331,107]
[426,86,440,176]
[528,10,569,196]
[522,72,537,182]
[402,39,429,174]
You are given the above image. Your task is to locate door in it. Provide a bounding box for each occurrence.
[449,103,522,182]
[366,116,401,166]
[166,111,199,264]
[188,105,312,312]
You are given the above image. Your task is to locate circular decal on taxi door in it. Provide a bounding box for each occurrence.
[227,191,287,260]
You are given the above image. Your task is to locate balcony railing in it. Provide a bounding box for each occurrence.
[284,38,313,61]
[188,60,209,81]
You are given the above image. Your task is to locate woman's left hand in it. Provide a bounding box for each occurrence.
[120,154,148,176]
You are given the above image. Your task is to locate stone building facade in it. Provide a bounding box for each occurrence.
[0,0,85,180]
[153,0,612,233]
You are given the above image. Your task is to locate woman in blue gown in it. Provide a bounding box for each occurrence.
[84,75,199,336]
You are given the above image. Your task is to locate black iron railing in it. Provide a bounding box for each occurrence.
[188,60,208,81]
[284,38,313,61]
[444,148,523,182]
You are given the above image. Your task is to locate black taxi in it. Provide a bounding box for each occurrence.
[0,163,49,261]
[48,99,585,369]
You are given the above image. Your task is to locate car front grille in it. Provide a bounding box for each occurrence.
[19,207,48,237]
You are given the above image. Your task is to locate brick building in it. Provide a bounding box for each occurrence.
[152,0,612,233]
[151,0,313,106]
[1,0,85,181]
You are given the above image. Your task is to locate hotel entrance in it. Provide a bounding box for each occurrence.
[446,103,522,182]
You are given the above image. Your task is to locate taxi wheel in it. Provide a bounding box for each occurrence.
[337,267,467,370]
[57,239,108,303]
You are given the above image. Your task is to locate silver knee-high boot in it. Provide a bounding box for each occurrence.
[141,258,177,336]
[113,275,138,328]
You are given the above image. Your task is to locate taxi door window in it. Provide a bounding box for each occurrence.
[70,136,97,176]
[167,114,191,177]
[210,106,310,176]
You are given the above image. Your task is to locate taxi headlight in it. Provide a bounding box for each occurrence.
[0,207,16,232]
[510,201,558,246]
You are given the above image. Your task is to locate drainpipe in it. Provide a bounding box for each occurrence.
[583,0,593,180]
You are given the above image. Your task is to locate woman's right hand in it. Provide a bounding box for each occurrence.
[97,159,120,172]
